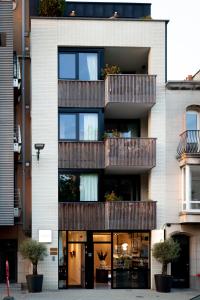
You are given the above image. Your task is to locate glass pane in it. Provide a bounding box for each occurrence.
[191,167,200,209]
[186,112,198,130]
[59,174,79,202]
[113,232,150,288]
[104,176,140,201]
[68,231,87,242]
[93,233,111,242]
[105,120,140,138]
[68,243,85,287]
[79,53,98,80]
[79,113,98,140]
[80,174,98,201]
[58,231,67,288]
[59,53,76,79]
[59,114,76,140]
[94,243,111,287]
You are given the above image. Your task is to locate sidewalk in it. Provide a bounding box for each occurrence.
[0,286,200,300]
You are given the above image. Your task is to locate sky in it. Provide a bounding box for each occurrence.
[75,0,200,80]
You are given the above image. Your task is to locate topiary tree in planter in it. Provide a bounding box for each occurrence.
[152,238,180,292]
[20,239,47,293]
[39,0,65,17]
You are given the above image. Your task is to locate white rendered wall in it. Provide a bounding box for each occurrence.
[31,18,167,289]
[31,20,58,289]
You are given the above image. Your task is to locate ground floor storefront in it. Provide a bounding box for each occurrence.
[58,231,150,289]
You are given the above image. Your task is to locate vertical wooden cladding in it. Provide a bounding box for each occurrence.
[58,80,104,107]
[0,1,14,225]
[58,141,104,169]
[105,138,156,168]
[105,74,156,105]
[59,201,156,230]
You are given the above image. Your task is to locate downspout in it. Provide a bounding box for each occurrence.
[21,0,26,230]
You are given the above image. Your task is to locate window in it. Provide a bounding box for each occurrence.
[186,111,199,130]
[105,119,140,138]
[58,49,102,80]
[182,165,200,210]
[104,175,140,201]
[0,33,6,47]
[59,112,98,141]
[186,110,200,145]
[59,173,98,202]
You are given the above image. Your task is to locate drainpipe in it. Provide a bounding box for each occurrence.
[21,0,26,231]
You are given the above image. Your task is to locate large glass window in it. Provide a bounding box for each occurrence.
[105,119,140,138]
[104,176,140,202]
[59,53,76,79]
[79,53,98,80]
[60,114,76,140]
[186,111,198,130]
[59,113,98,141]
[59,173,98,202]
[113,232,150,288]
[59,51,99,80]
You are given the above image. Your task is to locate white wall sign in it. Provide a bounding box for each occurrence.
[39,229,52,243]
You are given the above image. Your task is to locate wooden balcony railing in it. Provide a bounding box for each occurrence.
[105,138,156,168]
[177,130,200,159]
[105,74,156,105]
[58,80,104,107]
[58,141,104,169]
[59,201,156,231]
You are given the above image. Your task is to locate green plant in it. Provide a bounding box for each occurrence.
[105,191,122,201]
[102,64,121,79]
[20,239,47,275]
[97,250,107,260]
[152,238,180,276]
[103,129,120,139]
[39,0,65,17]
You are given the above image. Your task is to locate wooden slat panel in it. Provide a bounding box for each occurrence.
[105,74,156,104]
[58,80,104,107]
[105,138,156,168]
[59,202,105,230]
[58,141,104,169]
[59,201,156,230]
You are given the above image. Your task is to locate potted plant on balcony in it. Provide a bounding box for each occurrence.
[20,239,47,293]
[102,64,121,79]
[152,238,180,293]
[39,0,65,17]
[105,191,122,201]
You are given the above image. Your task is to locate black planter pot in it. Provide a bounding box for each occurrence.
[26,274,43,293]
[155,274,172,293]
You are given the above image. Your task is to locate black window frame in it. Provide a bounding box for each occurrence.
[58,47,104,80]
[58,108,104,141]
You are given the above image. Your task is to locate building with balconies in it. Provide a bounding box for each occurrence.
[30,0,168,290]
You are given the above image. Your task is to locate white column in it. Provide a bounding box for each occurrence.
[185,165,191,211]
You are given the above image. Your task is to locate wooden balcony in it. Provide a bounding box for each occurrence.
[58,80,104,108]
[177,130,200,166]
[59,201,156,231]
[58,141,104,169]
[105,74,156,118]
[105,138,156,172]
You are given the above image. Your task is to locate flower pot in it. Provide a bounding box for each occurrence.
[99,260,106,268]
[26,274,43,293]
[154,274,172,293]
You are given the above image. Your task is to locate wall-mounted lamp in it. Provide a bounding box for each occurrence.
[34,143,45,161]
[69,10,76,16]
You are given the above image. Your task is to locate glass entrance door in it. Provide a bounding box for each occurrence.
[68,243,85,287]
